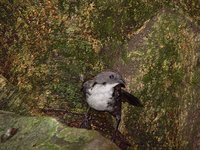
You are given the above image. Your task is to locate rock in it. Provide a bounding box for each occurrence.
[0,111,119,150]
[113,9,200,149]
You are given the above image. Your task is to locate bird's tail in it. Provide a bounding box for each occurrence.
[121,89,143,107]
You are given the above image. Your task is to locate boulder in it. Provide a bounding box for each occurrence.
[0,111,119,150]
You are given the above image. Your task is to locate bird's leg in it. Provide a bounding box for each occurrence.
[112,115,121,142]
[80,107,91,129]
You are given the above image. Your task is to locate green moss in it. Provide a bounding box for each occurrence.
[57,128,98,143]
[0,111,119,150]
[121,10,199,149]
[1,0,199,148]
[35,143,60,150]
[0,114,59,149]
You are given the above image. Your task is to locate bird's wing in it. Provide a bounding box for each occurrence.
[121,89,143,107]
[81,80,95,93]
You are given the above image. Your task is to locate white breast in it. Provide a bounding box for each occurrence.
[87,83,119,111]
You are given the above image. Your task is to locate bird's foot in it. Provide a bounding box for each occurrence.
[79,118,91,129]
[112,134,132,147]
[111,136,116,142]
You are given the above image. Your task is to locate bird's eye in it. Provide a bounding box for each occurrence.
[109,74,114,79]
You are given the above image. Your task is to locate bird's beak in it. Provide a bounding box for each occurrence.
[119,79,125,88]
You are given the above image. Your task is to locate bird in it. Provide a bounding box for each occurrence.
[80,70,143,141]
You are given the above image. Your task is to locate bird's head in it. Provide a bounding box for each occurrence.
[94,71,126,87]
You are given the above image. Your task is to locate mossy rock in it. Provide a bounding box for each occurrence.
[113,9,200,149]
[0,111,119,150]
